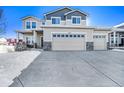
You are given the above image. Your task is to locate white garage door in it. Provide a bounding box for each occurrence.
[93,35,107,50]
[52,33,85,51]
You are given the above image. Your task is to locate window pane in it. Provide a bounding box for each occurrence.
[77,18,80,24]
[56,19,60,24]
[52,18,60,24]
[72,17,80,24]
[78,35,80,37]
[26,22,30,29]
[61,34,64,37]
[53,34,56,37]
[72,18,76,24]
[74,35,76,37]
[81,35,84,37]
[57,34,60,37]
[32,22,36,28]
[52,18,55,24]
[66,35,68,37]
[70,35,72,37]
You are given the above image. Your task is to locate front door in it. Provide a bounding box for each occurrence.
[121,38,124,46]
[41,37,43,48]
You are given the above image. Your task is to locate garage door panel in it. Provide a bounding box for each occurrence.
[52,40,85,50]
[94,35,107,50]
[52,34,85,51]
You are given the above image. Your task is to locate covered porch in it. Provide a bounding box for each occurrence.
[16,30,43,48]
[109,28,124,48]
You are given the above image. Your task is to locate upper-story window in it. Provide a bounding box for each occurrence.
[51,17,60,24]
[72,16,81,24]
[26,21,37,29]
[32,22,36,29]
[26,22,31,29]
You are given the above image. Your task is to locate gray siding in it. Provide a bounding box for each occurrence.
[66,11,86,20]
[46,8,72,20]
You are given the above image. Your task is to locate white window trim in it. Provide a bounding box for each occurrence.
[32,21,37,30]
[71,16,81,25]
[51,17,61,25]
[25,21,31,30]
[25,21,37,30]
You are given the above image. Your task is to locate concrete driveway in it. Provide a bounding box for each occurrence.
[10,51,124,87]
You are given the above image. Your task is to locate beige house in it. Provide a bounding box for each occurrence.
[16,7,111,51]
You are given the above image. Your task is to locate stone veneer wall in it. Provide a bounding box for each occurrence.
[43,42,95,51]
[43,42,108,51]
[86,42,94,51]
[43,42,51,51]
[107,42,109,50]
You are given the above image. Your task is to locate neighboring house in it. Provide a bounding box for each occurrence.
[109,23,124,48]
[16,7,111,51]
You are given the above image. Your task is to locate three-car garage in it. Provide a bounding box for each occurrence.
[43,27,109,51]
[51,33,107,51]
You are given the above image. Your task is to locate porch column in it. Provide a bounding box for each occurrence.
[113,31,116,47]
[16,32,20,42]
[117,33,119,47]
[109,33,111,47]
[33,30,37,48]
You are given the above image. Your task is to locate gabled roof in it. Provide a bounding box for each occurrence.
[44,7,73,16]
[114,23,124,28]
[64,10,89,16]
[22,16,41,21]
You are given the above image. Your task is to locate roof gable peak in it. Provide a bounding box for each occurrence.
[64,10,89,16]
[22,16,41,21]
[44,7,73,16]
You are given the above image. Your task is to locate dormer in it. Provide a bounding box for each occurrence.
[22,16,41,30]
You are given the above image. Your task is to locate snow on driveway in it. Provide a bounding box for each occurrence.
[0,50,41,87]
[111,49,124,52]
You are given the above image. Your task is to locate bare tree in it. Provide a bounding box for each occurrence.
[0,9,7,35]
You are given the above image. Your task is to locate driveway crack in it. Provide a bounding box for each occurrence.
[16,77,24,87]
[78,55,122,87]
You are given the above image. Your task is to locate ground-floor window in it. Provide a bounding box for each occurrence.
[25,36,33,45]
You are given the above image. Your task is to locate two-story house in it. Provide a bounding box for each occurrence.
[16,7,111,51]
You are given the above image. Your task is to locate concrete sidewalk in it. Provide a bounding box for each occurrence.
[0,50,41,87]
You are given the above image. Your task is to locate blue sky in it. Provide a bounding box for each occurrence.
[1,6,124,38]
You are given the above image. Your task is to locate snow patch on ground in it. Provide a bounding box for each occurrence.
[111,49,124,52]
[0,50,41,87]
